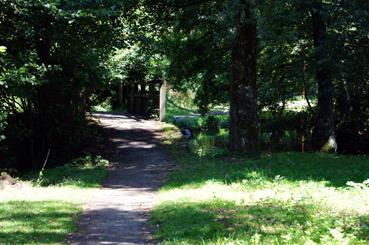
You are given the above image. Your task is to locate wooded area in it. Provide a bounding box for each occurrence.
[1,0,369,171]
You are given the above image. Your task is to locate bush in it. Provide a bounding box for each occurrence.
[188,132,229,158]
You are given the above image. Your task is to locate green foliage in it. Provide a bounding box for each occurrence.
[262,110,311,131]
[29,155,109,188]
[143,0,369,153]
[0,0,136,170]
[0,0,368,170]
[92,99,113,112]
[165,90,198,119]
[188,133,229,159]
[168,115,229,133]
[144,0,235,110]
[109,47,149,84]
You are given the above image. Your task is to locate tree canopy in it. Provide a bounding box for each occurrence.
[1,0,369,171]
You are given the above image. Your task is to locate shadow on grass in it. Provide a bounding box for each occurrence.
[0,201,79,244]
[166,146,369,188]
[41,166,107,188]
[23,163,107,188]
[151,200,369,244]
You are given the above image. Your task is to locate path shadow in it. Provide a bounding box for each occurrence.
[69,112,173,244]
[69,208,153,244]
[89,113,172,191]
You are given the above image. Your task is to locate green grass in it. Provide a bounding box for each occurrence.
[166,97,198,121]
[0,201,79,244]
[1,155,109,244]
[165,152,369,189]
[151,130,369,244]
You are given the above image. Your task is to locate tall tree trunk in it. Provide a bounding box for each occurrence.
[229,3,259,154]
[118,82,123,107]
[78,87,87,115]
[311,0,337,152]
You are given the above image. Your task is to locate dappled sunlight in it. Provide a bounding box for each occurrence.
[66,112,173,243]
[117,141,159,149]
[0,201,79,244]
[154,129,369,244]
[278,96,317,112]
[0,0,367,243]
[158,180,369,217]
[152,199,369,244]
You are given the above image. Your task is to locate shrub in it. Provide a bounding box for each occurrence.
[188,132,229,158]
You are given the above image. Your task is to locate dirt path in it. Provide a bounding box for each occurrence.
[69,113,173,245]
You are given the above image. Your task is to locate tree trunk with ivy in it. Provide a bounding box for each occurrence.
[229,3,259,154]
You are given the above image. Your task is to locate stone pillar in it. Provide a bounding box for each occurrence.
[159,80,166,122]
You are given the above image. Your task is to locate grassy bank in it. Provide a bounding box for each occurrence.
[0,155,109,244]
[152,127,369,244]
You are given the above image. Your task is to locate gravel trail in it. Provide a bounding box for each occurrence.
[69,113,172,245]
